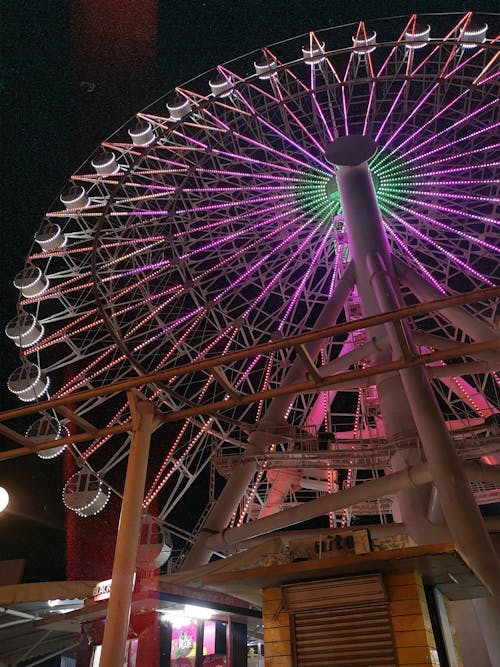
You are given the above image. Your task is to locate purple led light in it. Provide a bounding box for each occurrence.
[382,197,499,253]
[175,191,296,216]
[196,166,303,181]
[408,142,500,169]
[171,130,209,151]
[173,201,295,238]
[280,224,332,328]
[374,16,414,79]
[410,189,500,205]
[385,207,494,285]
[374,80,408,144]
[379,82,438,151]
[234,90,332,172]
[396,98,497,160]
[311,91,334,142]
[403,124,500,166]
[341,84,349,136]
[215,211,311,303]
[410,161,500,178]
[381,218,447,294]
[329,240,343,299]
[212,148,308,176]
[362,83,376,137]
[133,307,205,351]
[195,208,307,288]
[402,195,499,228]
[279,100,326,153]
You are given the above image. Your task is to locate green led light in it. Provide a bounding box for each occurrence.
[295,149,415,220]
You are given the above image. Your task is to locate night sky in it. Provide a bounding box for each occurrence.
[0,0,497,582]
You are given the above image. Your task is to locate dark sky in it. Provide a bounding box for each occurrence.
[0,0,497,582]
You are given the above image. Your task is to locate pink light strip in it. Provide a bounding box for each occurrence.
[384,207,494,285]
[380,197,499,254]
[396,98,498,160]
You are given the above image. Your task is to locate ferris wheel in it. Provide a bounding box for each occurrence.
[5,12,499,567]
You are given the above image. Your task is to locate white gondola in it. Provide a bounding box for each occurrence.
[136,514,173,570]
[352,30,376,55]
[8,362,49,402]
[5,311,44,348]
[63,468,110,517]
[459,21,488,49]
[13,264,49,298]
[254,55,277,79]
[35,222,66,252]
[302,41,325,65]
[91,150,119,176]
[60,184,89,209]
[128,119,155,146]
[26,414,68,459]
[167,95,192,121]
[209,73,233,98]
[405,24,431,49]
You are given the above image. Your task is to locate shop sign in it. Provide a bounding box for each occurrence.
[93,574,136,601]
[93,579,112,601]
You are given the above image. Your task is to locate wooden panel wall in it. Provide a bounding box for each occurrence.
[263,572,442,667]
[386,572,439,667]
[263,587,293,667]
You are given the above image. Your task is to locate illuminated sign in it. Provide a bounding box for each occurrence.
[93,579,112,601]
[93,574,136,601]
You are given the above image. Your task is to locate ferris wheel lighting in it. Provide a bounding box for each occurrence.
[7,12,499,555]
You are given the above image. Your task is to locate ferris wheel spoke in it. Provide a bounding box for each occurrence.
[410,189,500,205]
[402,122,500,168]
[381,204,494,285]
[231,87,332,171]
[382,219,447,294]
[395,97,498,160]
[397,195,499,229]
[383,199,499,255]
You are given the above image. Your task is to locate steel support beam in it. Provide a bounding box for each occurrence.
[99,397,155,667]
[327,134,500,594]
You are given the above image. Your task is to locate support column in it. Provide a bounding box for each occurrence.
[325,135,500,595]
[100,397,155,667]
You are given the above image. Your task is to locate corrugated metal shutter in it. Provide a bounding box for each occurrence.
[282,575,397,667]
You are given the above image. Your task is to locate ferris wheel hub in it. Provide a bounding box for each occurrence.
[325,135,378,167]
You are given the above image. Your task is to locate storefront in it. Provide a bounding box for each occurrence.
[77,580,262,667]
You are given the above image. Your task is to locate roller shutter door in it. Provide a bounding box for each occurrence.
[282,574,397,667]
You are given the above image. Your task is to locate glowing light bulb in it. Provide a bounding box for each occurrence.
[0,487,9,513]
